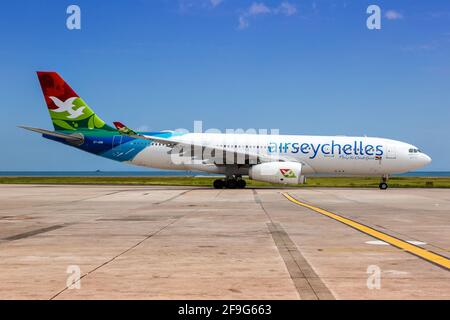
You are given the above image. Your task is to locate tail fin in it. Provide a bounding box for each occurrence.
[36,71,114,131]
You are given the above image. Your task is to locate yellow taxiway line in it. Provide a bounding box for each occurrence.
[282,193,450,270]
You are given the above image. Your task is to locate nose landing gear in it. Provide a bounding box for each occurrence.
[379,175,389,190]
[379,182,388,190]
[213,175,246,189]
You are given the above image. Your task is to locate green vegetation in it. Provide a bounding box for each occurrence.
[0,176,449,188]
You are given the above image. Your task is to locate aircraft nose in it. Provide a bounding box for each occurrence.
[423,154,432,165]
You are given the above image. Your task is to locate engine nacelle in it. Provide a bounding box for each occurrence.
[248,161,305,185]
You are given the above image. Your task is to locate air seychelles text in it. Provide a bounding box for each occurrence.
[268,140,384,159]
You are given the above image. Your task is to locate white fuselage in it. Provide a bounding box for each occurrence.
[128,133,431,176]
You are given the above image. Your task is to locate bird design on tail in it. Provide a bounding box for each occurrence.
[48,96,86,119]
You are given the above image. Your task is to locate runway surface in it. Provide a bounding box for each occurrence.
[0,185,449,299]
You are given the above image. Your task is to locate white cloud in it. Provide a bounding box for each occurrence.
[249,2,271,16]
[210,0,223,8]
[427,11,450,19]
[135,125,151,132]
[238,1,297,29]
[276,2,297,16]
[178,0,223,13]
[384,10,403,20]
[238,16,249,29]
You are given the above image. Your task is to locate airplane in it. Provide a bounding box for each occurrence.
[20,71,432,190]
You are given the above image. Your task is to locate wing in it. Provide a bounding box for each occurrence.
[113,122,293,165]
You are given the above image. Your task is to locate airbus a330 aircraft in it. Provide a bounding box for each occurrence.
[21,72,431,189]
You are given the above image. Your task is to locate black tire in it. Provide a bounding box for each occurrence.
[379,182,388,190]
[213,179,224,189]
[237,179,246,189]
[225,179,237,189]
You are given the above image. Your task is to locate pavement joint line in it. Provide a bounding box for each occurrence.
[267,222,335,300]
[49,217,182,300]
[282,192,450,271]
[153,189,195,205]
[0,190,127,216]
[2,224,69,241]
[252,190,334,300]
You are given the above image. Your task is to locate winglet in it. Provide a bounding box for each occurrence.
[113,122,137,135]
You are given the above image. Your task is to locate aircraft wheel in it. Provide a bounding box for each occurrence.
[237,179,246,189]
[379,182,388,190]
[213,179,225,189]
[225,179,237,189]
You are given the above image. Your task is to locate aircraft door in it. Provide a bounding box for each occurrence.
[386,144,396,159]
[112,135,123,150]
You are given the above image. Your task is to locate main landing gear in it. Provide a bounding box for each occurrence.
[379,175,389,190]
[213,175,246,189]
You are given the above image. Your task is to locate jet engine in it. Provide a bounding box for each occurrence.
[248,161,305,185]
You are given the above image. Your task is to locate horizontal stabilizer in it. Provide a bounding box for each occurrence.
[18,126,84,143]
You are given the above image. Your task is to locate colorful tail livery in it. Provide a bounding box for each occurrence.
[37,72,113,131]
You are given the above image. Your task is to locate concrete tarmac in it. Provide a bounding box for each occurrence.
[0,185,448,299]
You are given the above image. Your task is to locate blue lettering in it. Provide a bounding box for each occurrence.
[310,143,321,159]
[321,143,331,155]
[272,141,382,158]
[331,140,341,155]
[268,142,277,153]
[375,145,383,156]
[284,143,290,153]
[300,143,309,154]
[365,145,374,156]
[292,143,299,153]
[343,144,352,155]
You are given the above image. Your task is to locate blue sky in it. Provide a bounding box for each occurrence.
[1,0,449,171]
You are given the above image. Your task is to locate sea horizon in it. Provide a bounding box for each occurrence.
[0,171,449,177]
